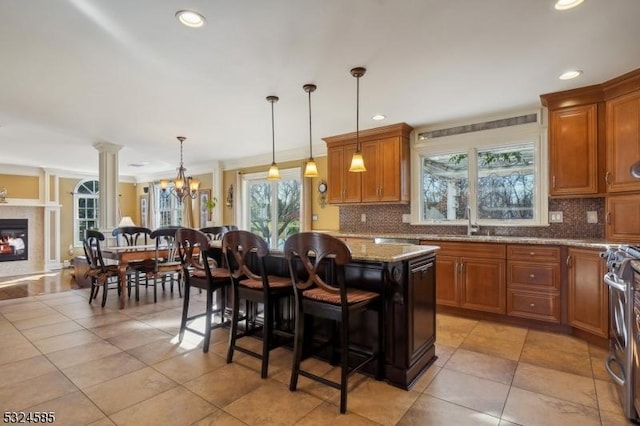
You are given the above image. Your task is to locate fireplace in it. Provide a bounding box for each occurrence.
[0,219,28,262]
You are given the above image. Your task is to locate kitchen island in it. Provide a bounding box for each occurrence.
[261,240,440,390]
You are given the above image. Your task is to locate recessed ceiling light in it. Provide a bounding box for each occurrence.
[554,0,585,11]
[372,114,386,121]
[175,10,206,28]
[559,70,583,80]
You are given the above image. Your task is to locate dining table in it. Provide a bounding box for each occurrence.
[102,244,168,309]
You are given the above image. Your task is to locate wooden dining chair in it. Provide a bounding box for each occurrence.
[200,226,229,268]
[223,230,293,378]
[111,226,153,300]
[136,226,184,302]
[283,232,384,414]
[83,229,121,307]
[175,228,232,353]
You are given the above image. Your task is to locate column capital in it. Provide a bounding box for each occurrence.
[92,142,123,154]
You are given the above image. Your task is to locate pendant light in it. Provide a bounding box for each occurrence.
[303,83,319,178]
[266,95,281,180]
[159,136,200,203]
[349,67,367,172]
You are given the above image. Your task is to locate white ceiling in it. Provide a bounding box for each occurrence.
[2,0,640,180]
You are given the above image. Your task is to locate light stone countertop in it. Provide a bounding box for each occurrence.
[323,232,613,250]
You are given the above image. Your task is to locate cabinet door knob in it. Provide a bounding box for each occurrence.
[529,303,536,308]
[529,252,535,256]
[529,274,535,279]
[552,176,556,189]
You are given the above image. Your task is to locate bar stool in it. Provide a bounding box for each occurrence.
[283,232,384,414]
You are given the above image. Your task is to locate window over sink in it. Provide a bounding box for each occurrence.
[412,110,548,227]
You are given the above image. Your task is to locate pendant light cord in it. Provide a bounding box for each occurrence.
[308,89,313,158]
[356,74,360,153]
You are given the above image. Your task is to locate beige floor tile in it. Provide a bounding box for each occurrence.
[52,301,116,320]
[87,418,117,426]
[425,368,509,417]
[433,344,455,367]
[0,300,44,313]
[31,328,103,354]
[73,311,132,329]
[520,343,593,377]
[272,357,339,401]
[152,349,227,384]
[443,348,517,385]
[106,327,171,351]
[25,390,106,426]
[436,313,478,331]
[0,355,57,387]
[83,366,177,415]
[595,378,625,416]
[109,386,217,426]
[11,312,71,330]
[460,333,524,361]
[410,364,441,393]
[0,370,77,412]
[191,409,247,425]
[0,340,41,365]
[512,362,597,408]
[591,352,612,382]
[125,336,191,364]
[185,362,265,408]
[91,318,155,339]
[599,407,637,425]
[435,328,469,348]
[337,378,421,425]
[469,321,528,343]
[296,401,382,425]
[526,329,590,355]
[398,393,500,425]
[39,293,89,307]
[61,351,146,389]
[224,379,323,425]
[21,320,85,341]
[502,386,600,426]
[1,305,58,322]
[47,340,122,369]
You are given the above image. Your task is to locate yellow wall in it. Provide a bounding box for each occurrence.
[221,156,340,230]
[0,174,40,199]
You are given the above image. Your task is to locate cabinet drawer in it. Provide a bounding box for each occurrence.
[421,241,505,259]
[507,262,560,291]
[507,290,561,323]
[507,245,561,262]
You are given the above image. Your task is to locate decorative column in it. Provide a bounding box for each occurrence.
[93,142,122,231]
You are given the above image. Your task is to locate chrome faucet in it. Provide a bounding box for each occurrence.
[467,206,479,236]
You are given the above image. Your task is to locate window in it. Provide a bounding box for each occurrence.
[241,168,302,249]
[412,113,547,226]
[155,185,183,226]
[74,179,99,245]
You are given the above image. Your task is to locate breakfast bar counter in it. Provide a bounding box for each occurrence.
[264,241,440,389]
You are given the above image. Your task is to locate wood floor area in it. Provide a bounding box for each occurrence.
[0,269,633,425]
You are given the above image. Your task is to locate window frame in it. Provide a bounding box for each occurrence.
[73,179,100,246]
[411,113,548,227]
[155,184,183,227]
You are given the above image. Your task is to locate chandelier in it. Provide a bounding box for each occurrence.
[160,136,200,203]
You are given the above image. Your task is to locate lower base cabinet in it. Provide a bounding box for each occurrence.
[567,247,608,338]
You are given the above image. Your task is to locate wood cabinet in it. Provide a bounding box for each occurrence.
[547,104,601,196]
[606,90,640,193]
[323,123,412,204]
[422,241,506,314]
[567,247,608,338]
[506,245,561,323]
[327,144,361,203]
[606,193,640,243]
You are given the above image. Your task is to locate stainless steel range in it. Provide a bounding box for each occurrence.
[603,245,640,422]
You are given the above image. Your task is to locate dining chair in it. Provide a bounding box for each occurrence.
[111,226,153,300]
[200,226,229,268]
[83,229,121,307]
[283,232,384,414]
[175,227,232,353]
[223,230,294,378]
[138,226,184,303]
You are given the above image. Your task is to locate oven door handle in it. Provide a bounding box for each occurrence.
[604,274,627,293]
[605,354,626,387]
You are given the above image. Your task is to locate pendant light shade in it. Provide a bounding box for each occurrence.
[266,95,281,180]
[349,67,367,173]
[303,83,319,178]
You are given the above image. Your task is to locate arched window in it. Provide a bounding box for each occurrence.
[74,179,99,245]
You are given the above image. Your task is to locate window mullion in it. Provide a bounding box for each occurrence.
[468,147,478,223]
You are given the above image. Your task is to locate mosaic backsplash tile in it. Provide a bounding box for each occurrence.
[339,197,605,240]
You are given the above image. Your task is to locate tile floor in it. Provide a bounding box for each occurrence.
[0,270,634,425]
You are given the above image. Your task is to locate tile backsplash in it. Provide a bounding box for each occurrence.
[339,197,605,240]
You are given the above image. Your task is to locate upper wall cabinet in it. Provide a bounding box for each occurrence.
[606,89,640,192]
[323,123,413,205]
[540,86,605,197]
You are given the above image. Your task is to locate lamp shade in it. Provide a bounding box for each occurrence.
[349,152,366,172]
[304,159,319,178]
[267,163,281,180]
[118,216,136,227]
